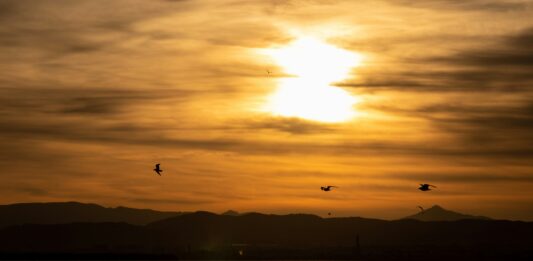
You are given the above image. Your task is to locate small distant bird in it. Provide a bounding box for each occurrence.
[418,184,436,191]
[153,163,163,176]
[418,206,425,212]
[328,212,332,216]
[321,186,337,191]
[266,69,272,75]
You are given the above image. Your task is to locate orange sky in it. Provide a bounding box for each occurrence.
[0,0,532,220]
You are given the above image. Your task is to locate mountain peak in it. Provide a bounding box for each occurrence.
[430,205,443,210]
[403,205,491,221]
[222,210,239,216]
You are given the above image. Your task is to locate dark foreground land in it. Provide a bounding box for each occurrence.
[0,203,531,260]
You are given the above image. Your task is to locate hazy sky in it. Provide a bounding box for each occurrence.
[1,0,532,220]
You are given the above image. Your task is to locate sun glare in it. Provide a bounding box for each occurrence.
[264,37,363,123]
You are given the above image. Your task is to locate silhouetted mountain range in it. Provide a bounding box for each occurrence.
[0,202,531,260]
[0,202,182,228]
[403,205,491,221]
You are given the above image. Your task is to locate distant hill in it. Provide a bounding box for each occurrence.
[0,202,182,228]
[221,210,240,216]
[403,205,491,221]
[147,211,520,247]
[0,211,531,260]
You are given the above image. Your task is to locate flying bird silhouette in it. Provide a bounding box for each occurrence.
[321,186,337,191]
[154,163,163,176]
[418,184,436,191]
[418,206,425,212]
[266,69,272,75]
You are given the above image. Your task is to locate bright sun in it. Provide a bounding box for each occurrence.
[264,37,363,123]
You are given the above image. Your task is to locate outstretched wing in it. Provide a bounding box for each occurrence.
[429,184,436,188]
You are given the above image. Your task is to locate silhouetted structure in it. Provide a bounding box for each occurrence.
[354,234,361,257]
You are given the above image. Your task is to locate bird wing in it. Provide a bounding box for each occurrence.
[429,184,436,187]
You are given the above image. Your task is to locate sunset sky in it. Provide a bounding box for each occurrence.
[1,0,532,220]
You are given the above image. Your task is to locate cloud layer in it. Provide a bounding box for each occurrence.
[0,0,532,220]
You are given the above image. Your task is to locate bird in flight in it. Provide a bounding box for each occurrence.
[154,163,163,176]
[266,69,272,75]
[321,186,337,191]
[418,184,436,191]
[418,206,425,212]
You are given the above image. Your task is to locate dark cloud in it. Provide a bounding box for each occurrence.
[19,187,49,196]
[0,87,203,168]
[238,116,335,134]
[388,0,531,12]
[389,172,533,183]
[0,1,18,19]
[433,108,533,149]
[0,87,198,116]
[431,28,533,68]
[0,138,72,166]
[271,170,533,185]
[1,88,533,160]
[340,27,533,93]
[336,78,427,90]
[0,185,49,197]
[1,103,531,160]
[61,97,132,115]
[417,27,533,91]
[129,197,216,205]
[0,0,192,59]
[368,99,533,152]
[340,70,533,92]
[1,21,106,58]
